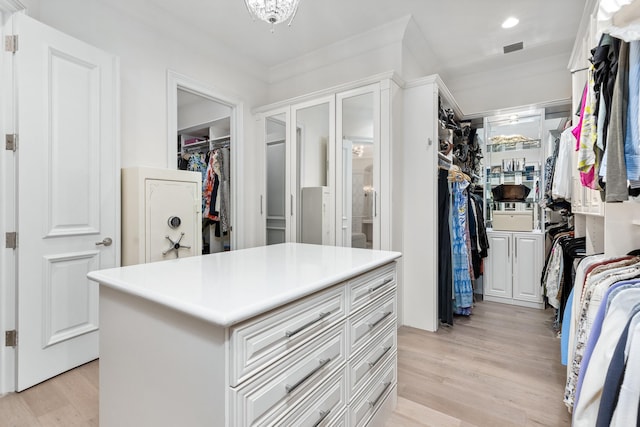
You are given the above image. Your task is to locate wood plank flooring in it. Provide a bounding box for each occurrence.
[389,301,571,426]
[0,301,570,426]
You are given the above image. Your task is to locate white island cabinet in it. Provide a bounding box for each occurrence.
[87,243,401,427]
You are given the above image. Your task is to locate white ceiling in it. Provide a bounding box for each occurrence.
[137,0,586,80]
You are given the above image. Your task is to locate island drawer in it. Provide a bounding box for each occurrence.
[231,324,347,426]
[348,291,396,356]
[349,356,397,427]
[274,367,347,427]
[348,323,396,399]
[229,285,346,386]
[348,264,396,315]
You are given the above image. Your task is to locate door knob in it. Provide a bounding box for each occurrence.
[95,237,113,247]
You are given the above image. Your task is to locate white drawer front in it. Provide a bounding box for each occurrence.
[348,323,396,399]
[349,356,397,427]
[348,292,396,356]
[229,285,346,386]
[275,368,347,427]
[232,324,346,426]
[348,264,396,314]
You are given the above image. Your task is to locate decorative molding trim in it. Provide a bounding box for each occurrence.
[253,71,403,114]
[404,74,463,119]
[268,16,411,85]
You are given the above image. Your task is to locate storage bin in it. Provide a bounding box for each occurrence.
[492,211,533,231]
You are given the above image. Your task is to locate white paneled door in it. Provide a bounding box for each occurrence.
[13,14,118,391]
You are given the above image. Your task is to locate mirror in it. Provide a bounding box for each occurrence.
[295,102,331,244]
[265,113,287,245]
[341,92,375,249]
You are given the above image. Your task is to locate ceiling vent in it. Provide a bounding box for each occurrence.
[503,41,524,54]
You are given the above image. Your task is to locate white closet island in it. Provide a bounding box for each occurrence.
[88,243,401,427]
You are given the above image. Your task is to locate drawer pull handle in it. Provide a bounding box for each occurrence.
[368,381,392,408]
[368,311,392,330]
[312,409,331,427]
[285,358,331,394]
[368,278,393,293]
[368,346,392,369]
[285,311,331,338]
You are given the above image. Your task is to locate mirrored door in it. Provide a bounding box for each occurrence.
[265,111,289,245]
[291,97,335,245]
[336,84,380,249]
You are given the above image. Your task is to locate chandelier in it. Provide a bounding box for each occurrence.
[244,0,301,32]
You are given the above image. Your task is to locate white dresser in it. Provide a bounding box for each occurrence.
[88,243,401,427]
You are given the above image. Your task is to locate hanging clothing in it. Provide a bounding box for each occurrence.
[450,179,473,316]
[552,127,576,201]
[438,169,453,326]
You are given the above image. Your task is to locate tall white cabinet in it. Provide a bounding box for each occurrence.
[254,75,403,254]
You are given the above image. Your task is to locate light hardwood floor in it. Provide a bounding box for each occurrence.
[0,301,570,426]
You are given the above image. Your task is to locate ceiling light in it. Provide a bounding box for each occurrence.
[501,17,519,29]
[244,0,301,32]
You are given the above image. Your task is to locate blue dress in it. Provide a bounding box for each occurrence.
[451,180,473,315]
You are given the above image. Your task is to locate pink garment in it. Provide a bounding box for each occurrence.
[580,166,597,189]
[573,85,588,151]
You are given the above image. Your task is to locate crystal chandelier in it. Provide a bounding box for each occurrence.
[244,0,301,32]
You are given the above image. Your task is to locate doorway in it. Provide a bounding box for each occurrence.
[167,71,242,253]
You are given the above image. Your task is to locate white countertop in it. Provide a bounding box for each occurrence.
[88,243,401,327]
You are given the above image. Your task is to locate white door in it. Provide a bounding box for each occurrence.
[512,233,543,303]
[14,14,119,391]
[263,109,290,245]
[291,96,335,245]
[484,232,512,299]
[335,84,380,249]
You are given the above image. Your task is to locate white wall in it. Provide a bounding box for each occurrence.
[178,97,231,133]
[28,0,270,249]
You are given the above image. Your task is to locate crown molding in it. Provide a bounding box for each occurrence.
[268,15,411,85]
[253,71,403,114]
[0,0,25,13]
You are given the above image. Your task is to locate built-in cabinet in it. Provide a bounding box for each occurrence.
[484,231,544,308]
[481,109,546,309]
[255,77,402,253]
[483,109,545,233]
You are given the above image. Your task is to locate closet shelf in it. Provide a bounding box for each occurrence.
[182,135,231,153]
[487,171,540,180]
[485,139,541,153]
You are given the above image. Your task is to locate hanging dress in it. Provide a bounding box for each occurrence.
[451,179,473,316]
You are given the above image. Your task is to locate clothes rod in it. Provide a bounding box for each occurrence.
[570,67,589,74]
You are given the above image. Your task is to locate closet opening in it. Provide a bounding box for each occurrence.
[167,71,240,254]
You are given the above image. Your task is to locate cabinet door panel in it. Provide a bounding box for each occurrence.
[484,233,512,298]
[513,234,543,303]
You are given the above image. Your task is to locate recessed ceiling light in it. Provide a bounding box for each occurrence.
[502,17,519,29]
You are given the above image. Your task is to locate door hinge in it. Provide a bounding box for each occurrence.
[4,35,18,53]
[5,134,17,151]
[5,330,16,347]
[5,232,17,249]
